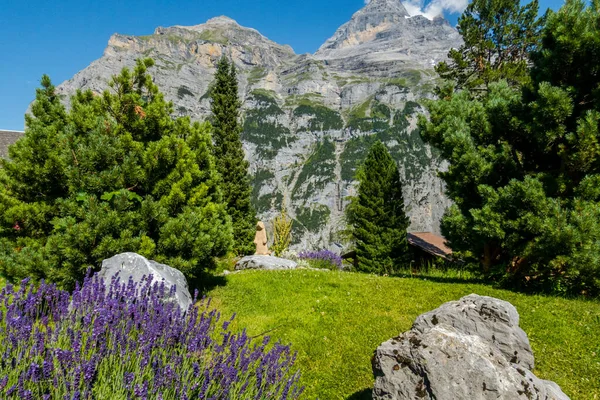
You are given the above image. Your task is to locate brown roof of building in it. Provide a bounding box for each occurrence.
[407,232,452,259]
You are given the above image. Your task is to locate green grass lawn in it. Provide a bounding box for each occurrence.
[206,270,600,400]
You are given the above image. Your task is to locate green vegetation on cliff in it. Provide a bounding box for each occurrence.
[292,138,336,201]
[242,91,294,160]
[177,85,194,99]
[340,104,432,183]
[293,104,343,132]
[250,169,283,214]
[346,99,391,132]
[197,29,229,45]
[295,204,331,232]
[247,67,268,85]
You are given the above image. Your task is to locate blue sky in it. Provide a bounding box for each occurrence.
[1,0,565,131]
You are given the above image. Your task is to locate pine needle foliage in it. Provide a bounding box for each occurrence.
[421,0,600,296]
[210,57,257,255]
[435,0,543,94]
[0,59,233,288]
[346,141,410,274]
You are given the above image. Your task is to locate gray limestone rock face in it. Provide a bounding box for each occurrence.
[0,130,24,159]
[412,294,535,370]
[372,295,569,400]
[98,252,193,311]
[235,255,298,270]
[315,0,462,71]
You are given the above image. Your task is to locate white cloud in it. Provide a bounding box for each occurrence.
[401,0,468,20]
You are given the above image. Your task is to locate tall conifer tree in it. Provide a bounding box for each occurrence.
[346,141,410,274]
[210,57,256,255]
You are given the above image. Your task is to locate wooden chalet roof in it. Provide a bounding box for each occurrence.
[342,232,453,260]
[407,232,452,259]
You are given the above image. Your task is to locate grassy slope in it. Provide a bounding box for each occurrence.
[206,270,600,400]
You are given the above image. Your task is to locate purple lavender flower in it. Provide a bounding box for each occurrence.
[298,249,343,269]
[0,272,303,399]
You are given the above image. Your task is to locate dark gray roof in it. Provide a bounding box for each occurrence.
[0,130,24,159]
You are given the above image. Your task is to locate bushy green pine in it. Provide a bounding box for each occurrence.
[0,58,233,288]
[420,0,600,296]
[210,57,256,255]
[435,0,542,94]
[346,141,410,274]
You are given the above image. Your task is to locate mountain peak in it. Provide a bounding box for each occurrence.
[314,0,413,59]
[361,0,409,16]
[315,0,461,68]
[205,16,239,25]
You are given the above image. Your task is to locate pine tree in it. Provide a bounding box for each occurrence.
[0,59,233,288]
[346,141,410,274]
[420,0,600,296]
[210,57,256,255]
[3,75,68,202]
[435,0,542,94]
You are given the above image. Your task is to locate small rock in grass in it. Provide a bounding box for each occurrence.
[235,255,298,271]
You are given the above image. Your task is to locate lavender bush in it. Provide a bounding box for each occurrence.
[0,273,303,399]
[297,250,342,270]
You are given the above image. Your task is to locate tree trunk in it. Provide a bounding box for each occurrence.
[482,242,493,274]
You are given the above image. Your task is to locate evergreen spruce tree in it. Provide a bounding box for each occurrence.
[346,141,410,274]
[0,59,233,288]
[3,75,68,202]
[210,57,256,255]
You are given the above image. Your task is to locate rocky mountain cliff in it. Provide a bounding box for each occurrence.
[315,0,459,71]
[50,0,461,250]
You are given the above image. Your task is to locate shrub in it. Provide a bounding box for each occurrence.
[0,273,303,399]
[271,204,292,257]
[298,250,342,270]
[0,59,232,288]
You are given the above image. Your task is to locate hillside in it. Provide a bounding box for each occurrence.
[33,0,461,249]
[206,270,600,399]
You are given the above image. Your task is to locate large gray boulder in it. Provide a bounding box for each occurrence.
[412,294,534,369]
[98,252,193,311]
[372,294,570,400]
[235,255,298,271]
